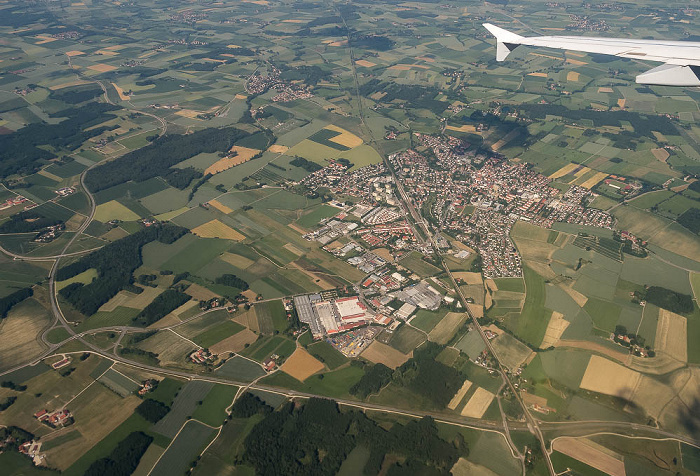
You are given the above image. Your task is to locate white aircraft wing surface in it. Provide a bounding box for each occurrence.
[483,23,700,86]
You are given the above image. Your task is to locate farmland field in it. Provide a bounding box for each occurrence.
[149,420,216,476]
[152,381,215,439]
[307,341,349,370]
[388,325,427,354]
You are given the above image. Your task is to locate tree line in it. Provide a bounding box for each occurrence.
[58,224,187,316]
[133,289,190,327]
[84,127,249,192]
[84,431,153,476]
[0,287,34,319]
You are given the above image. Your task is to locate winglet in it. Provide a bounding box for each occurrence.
[483,23,524,61]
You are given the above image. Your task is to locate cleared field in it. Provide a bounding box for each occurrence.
[205,146,260,175]
[451,457,498,476]
[452,271,483,285]
[207,199,233,214]
[460,387,495,418]
[0,298,50,371]
[56,268,97,291]
[220,252,255,269]
[99,286,163,311]
[280,347,325,381]
[428,312,466,345]
[360,341,410,369]
[88,63,117,72]
[191,219,245,240]
[325,124,363,148]
[654,309,687,362]
[137,331,196,366]
[184,283,220,301]
[490,332,533,370]
[447,379,473,410]
[398,251,441,277]
[150,420,216,476]
[215,355,266,382]
[579,355,641,399]
[93,200,140,222]
[410,309,448,333]
[540,311,569,348]
[553,438,625,476]
[631,375,676,420]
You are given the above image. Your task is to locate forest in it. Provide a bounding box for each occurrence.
[135,399,170,423]
[637,286,694,314]
[0,210,63,233]
[57,224,187,316]
[0,102,120,178]
[677,207,700,234]
[290,157,323,172]
[350,362,392,399]
[0,287,34,319]
[132,289,190,327]
[84,431,153,476]
[243,397,465,476]
[84,127,249,192]
[214,274,249,291]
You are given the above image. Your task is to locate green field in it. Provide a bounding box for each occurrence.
[191,384,238,426]
[399,252,442,277]
[389,325,426,353]
[150,420,217,476]
[260,365,364,399]
[307,341,348,370]
[192,320,244,348]
[510,265,549,347]
[583,297,622,332]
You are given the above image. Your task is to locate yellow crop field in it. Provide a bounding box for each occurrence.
[360,341,411,369]
[654,309,687,362]
[429,312,467,345]
[205,146,260,175]
[446,124,479,133]
[185,283,220,301]
[548,162,579,179]
[598,87,614,93]
[567,71,580,81]
[65,51,86,57]
[56,268,98,291]
[540,311,569,348]
[112,83,130,100]
[88,63,117,72]
[175,109,201,119]
[220,252,255,269]
[460,387,494,418]
[447,379,473,410]
[553,438,625,476]
[580,171,608,189]
[191,219,245,241]
[579,355,641,399]
[268,144,289,153]
[155,207,189,221]
[651,148,670,162]
[280,348,325,381]
[100,286,164,311]
[208,199,233,214]
[566,58,588,65]
[94,200,140,222]
[355,59,377,68]
[452,272,483,285]
[528,72,548,77]
[38,169,62,182]
[49,79,90,90]
[325,125,363,148]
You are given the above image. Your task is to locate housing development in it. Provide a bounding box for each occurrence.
[0,0,699,476]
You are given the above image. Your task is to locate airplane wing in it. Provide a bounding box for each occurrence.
[483,23,700,86]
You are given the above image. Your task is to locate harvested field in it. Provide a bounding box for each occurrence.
[112,83,130,100]
[99,285,163,311]
[460,387,495,418]
[88,63,117,72]
[184,283,220,301]
[220,252,255,269]
[581,172,608,189]
[94,200,140,222]
[559,283,588,307]
[652,148,670,162]
[528,72,548,77]
[553,437,625,476]
[64,51,86,57]
[360,341,410,369]
[205,146,260,175]
[280,348,325,381]
[632,375,676,419]
[233,309,259,332]
[540,311,569,348]
[355,59,376,67]
[268,144,289,153]
[138,331,196,366]
[490,332,533,370]
[428,312,466,345]
[549,163,579,179]
[209,328,258,355]
[598,87,614,93]
[655,309,687,362]
[452,272,483,285]
[467,303,484,318]
[579,355,641,399]
[445,124,478,133]
[208,199,233,214]
[0,299,49,371]
[567,71,580,81]
[191,219,245,240]
[325,125,363,148]
[451,457,498,476]
[447,379,473,410]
